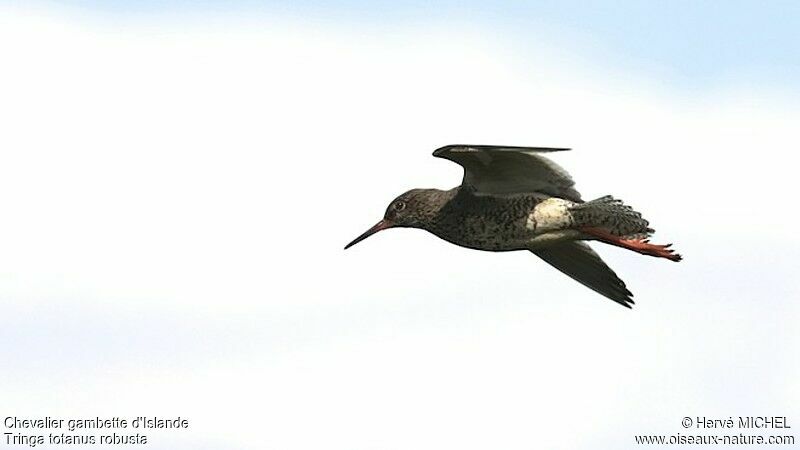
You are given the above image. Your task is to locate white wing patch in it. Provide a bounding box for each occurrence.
[527,198,576,233]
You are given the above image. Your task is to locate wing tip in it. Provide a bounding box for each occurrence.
[618,297,635,309]
[608,287,635,309]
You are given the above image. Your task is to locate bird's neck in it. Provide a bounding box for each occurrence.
[416,187,458,230]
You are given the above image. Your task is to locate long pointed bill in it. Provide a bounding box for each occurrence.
[344,219,393,249]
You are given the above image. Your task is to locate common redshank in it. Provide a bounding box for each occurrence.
[345,145,681,308]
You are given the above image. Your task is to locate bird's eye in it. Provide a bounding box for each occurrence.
[394,200,406,211]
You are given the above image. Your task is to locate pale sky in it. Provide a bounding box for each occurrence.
[0,2,798,449]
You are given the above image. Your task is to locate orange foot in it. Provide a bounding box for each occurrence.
[581,227,683,262]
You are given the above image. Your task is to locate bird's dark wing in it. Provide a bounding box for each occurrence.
[433,144,581,201]
[532,241,634,308]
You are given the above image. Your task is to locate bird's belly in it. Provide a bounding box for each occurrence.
[440,229,584,252]
[431,218,534,252]
[431,199,584,251]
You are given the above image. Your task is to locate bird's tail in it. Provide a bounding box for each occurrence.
[569,195,653,238]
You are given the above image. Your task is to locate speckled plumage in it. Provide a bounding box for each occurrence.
[345,145,681,308]
[431,188,544,251]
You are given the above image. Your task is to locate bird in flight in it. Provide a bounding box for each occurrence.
[345,145,681,308]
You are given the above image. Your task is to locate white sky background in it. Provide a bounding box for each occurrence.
[0,6,798,450]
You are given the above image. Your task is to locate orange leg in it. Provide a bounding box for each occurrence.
[581,227,682,262]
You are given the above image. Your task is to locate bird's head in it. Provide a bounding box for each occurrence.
[344,189,442,249]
